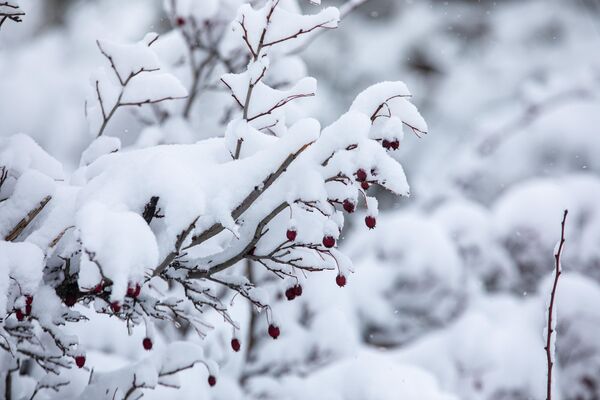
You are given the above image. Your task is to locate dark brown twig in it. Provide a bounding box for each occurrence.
[545,209,568,400]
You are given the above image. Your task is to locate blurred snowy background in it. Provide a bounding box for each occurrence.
[1,0,600,399]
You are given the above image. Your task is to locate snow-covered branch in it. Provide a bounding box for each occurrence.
[0,1,426,399]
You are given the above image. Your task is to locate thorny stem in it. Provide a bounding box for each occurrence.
[545,209,568,400]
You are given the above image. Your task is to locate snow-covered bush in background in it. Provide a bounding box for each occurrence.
[0,1,432,399]
[346,212,467,346]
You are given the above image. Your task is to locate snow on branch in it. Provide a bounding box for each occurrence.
[0,1,426,399]
[86,34,188,137]
[233,1,339,59]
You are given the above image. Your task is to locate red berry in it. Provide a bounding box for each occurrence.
[75,355,86,368]
[322,235,336,248]
[286,229,297,241]
[336,274,346,287]
[25,304,32,315]
[365,216,376,229]
[391,140,400,150]
[268,324,280,339]
[356,168,367,182]
[64,294,77,307]
[382,139,391,149]
[92,282,103,294]
[110,302,121,313]
[127,284,141,298]
[293,285,303,297]
[285,287,296,301]
[15,309,24,321]
[208,375,217,387]
[361,181,370,190]
[175,16,186,27]
[343,199,355,213]
[231,338,241,352]
[25,295,33,306]
[143,337,153,350]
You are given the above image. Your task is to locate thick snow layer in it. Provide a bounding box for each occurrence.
[77,202,158,301]
[0,241,44,317]
[0,133,64,182]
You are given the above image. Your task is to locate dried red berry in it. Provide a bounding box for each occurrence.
[322,235,335,248]
[293,285,303,297]
[75,355,86,368]
[343,199,355,213]
[143,337,153,350]
[285,287,296,301]
[92,282,103,294]
[64,294,77,307]
[356,168,367,182]
[208,375,217,387]
[127,284,141,298]
[231,338,241,352]
[25,295,33,306]
[15,309,24,321]
[391,140,400,150]
[336,274,347,287]
[110,302,121,313]
[25,304,32,315]
[286,229,297,241]
[382,139,391,149]
[268,324,280,339]
[175,16,186,27]
[365,216,376,229]
[361,181,370,190]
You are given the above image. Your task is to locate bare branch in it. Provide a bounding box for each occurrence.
[4,196,51,241]
[545,209,568,400]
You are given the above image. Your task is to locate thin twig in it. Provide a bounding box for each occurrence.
[545,209,568,400]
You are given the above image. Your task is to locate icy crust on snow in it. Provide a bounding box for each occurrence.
[0,241,43,318]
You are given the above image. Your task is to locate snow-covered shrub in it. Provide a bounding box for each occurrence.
[346,212,466,346]
[397,293,549,400]
[492,174,600,293]
[433,200,516,292]
[0,1,428,399]
[552,274,600,400]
